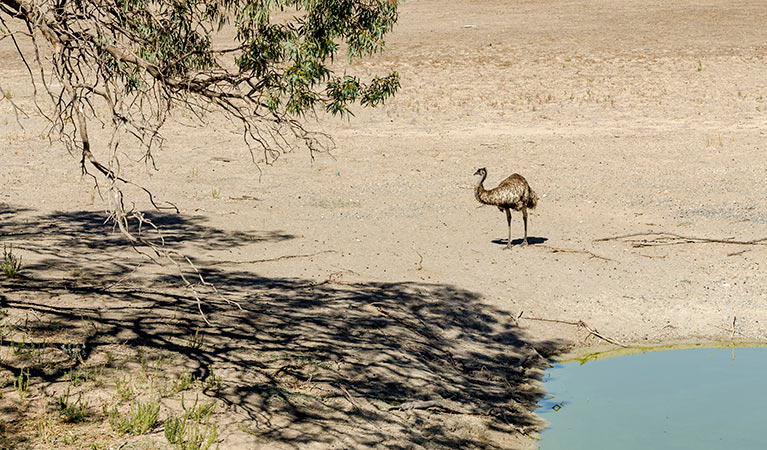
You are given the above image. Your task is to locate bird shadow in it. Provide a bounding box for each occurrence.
[492,236,548,247]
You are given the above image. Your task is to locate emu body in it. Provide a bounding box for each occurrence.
[474,168,538,249]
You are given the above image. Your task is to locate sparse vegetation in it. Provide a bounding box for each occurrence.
[114,374,135,403]
[164,395,219,450]
[66,365,104,387]
[14,368,30,397]
[164,414,218,450]
[61,343,88,361]
[188,328,204,350]
[58,388,89,423]
[108,398,160,435]
[2,244,22,278]
[12,332,33,356]
[202,369,223,395]
[170,369,198,395]
[706,135,724,147]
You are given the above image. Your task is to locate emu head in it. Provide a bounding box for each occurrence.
[473,168,487,177]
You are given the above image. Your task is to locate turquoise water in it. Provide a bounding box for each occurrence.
[537,347,767,450]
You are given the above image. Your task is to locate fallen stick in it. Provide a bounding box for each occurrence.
[595,232,767,248]
[385,399,535,435]
[385,399,490,415]
[522,316,628,348]
[538,244,616,262]
[209,250,336,265]
[337,383,361,412]
[102,262,143,290]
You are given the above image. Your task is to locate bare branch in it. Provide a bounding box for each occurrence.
[522,316,628,348]
[595,231,767,248]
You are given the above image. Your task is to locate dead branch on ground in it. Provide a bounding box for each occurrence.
[384,399,490,415]
[307,270,361,288]
[414,249,424,271]
[538,244,616,262]
[337,383,361,412]
[384,398,536,435]
[713,316,745,338]
[522,316,628,348]
[595,232,767,248]
[208,250,336,265]
[102,262,143,291]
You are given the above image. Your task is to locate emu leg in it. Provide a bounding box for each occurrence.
[504,208,513,249]
[521,207,529,246]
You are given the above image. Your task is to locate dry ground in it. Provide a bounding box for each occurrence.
[1,0,767,448]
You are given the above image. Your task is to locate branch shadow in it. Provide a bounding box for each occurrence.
[0,206,295,252]
[0,204,563,449]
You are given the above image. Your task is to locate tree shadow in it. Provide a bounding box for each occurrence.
[0,204,564,448]
[0,206,295,252]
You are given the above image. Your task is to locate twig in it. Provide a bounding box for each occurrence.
[208,250,335,265]
[538,244,616,262]
[513,312,553,366]
[513,355,529,368]
[636,253,666,259]
[522,316,628,348]
[500,406,511,425]
[337,384,361,412]
[596,232,767,248]
[385,399,490,415]
[102,263,143,291]
[386,399,446,411]
[309,270,360,288]
[714,323,746,338]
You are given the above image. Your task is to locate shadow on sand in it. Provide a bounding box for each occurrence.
[0,203,562,448]
[491,236,548,247]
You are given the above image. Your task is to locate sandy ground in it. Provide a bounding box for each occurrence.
[2,0,767,448]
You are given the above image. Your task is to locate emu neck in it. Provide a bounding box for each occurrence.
[475,174,488,204]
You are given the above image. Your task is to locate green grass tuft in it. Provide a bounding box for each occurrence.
[58,388,89,423]
[108,398,159,435]
[2,244,22,278]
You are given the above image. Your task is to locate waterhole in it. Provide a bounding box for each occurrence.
[536,346,767,449]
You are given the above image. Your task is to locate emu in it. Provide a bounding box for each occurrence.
[473,168,538,249]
